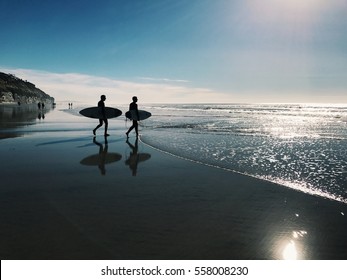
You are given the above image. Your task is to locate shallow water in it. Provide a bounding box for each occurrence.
[1,103,347,259]
[140,103,347,203]
[2,102,347,203]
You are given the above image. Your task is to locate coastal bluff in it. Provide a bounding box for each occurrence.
[0,72,54,105]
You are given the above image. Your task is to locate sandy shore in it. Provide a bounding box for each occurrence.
[1,107,347,260]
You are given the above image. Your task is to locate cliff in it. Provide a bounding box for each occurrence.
[0,72,55,105]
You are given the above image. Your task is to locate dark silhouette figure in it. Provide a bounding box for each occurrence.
[93,136,108,175]
[126,96,140,138]
[80,136,122,175]
[38,112,45,120]
[93,95,109,136]
[125,138,139,176]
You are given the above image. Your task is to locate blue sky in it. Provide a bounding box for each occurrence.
[1,0,347,104]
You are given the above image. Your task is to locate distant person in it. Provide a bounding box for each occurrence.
[126,96,140,138]
[93,95,109,136]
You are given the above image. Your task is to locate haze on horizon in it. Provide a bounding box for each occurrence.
[1,0,346,104]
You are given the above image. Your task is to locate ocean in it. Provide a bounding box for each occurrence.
[138,103,347,204]
[1,102,347,260]
[2,102,346,204]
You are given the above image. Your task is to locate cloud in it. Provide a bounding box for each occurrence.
[0,67,232,104]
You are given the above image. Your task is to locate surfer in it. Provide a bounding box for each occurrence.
[93,95,109,136]
[126,96,140,138]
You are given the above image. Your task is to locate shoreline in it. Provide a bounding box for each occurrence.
[141,139,347,205]
[1,109,347,259]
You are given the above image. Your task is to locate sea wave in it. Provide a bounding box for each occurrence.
[141,103,347,204]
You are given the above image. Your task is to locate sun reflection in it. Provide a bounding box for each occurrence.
[280,230,308,260]
[293,230,307,239]
[283,240,297,260]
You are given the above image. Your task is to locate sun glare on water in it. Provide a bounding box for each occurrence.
[283,241,297,260]
[280,230,308,260]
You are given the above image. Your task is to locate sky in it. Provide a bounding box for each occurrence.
[1,0,347,104]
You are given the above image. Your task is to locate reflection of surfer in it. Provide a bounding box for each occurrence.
[126,96,140,138]
[93,136,108,175]
[38,112,45,120]
[93,95,109,137]
[80,136,121,174]
[125,138,139,176]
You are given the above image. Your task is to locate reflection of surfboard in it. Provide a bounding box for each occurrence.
[125,153,151,165]
[125,110,151,121]
[79,107,122,119]
[80,153,122,165]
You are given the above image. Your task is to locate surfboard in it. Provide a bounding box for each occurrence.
[125,110,151,121]
[79,107,122,119]
[125,153,151,165]
[80,153,122,166]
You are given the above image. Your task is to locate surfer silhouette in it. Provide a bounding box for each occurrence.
[93,95,109,136]
[126,96,140,138]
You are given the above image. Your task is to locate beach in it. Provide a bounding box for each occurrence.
[1,104,347,260]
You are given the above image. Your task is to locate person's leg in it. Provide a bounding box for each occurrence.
[93,119,103,135]
[134,121,139,137]
[126,120,137,137]
[126,125,133,137]
[104,119,109,136]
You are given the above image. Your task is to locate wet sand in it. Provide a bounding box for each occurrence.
[1,106,347,259]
